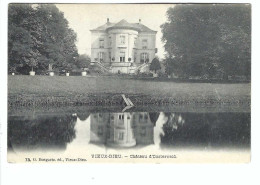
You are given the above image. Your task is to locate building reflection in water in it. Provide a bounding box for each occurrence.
[89,112,161,147]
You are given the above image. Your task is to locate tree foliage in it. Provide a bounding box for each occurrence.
[76,54,91,70]
[161,4,251,79]
[8,4,78,74]
[149,57,161,73]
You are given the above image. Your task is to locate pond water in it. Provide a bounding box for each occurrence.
[8,110,250,153]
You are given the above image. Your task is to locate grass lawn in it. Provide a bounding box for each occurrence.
[8,75,251,108]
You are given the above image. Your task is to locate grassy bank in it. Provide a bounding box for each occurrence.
[8,75,251,108]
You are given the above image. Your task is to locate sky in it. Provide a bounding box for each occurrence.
[56,4,175,59]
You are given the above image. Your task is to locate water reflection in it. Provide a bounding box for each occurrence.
[8,115,77,151]
[89,112,159,147]
[8,111,250,152]
[160,112,250,149]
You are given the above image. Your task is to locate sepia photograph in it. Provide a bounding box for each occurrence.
[7,3,251,163]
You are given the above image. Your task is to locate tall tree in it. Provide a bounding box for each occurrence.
[161,4,251,79]
[35,4,78,72]
[8,4,78,74]
[149,57,161,73]
[8,4,39,73]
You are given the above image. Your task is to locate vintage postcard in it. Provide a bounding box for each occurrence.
[7,3,251,163]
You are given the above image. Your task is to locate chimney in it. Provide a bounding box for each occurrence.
[139,19,141,23]
[107,18,109,23]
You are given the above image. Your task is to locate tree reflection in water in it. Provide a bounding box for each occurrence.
[77,113,91,121]
[8,115,77,151]
[160,112,250,149]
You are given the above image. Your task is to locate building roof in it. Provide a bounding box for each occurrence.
[91,22,115,31]
[91,19,157,33]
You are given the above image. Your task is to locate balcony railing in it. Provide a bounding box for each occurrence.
[111,62,132,67]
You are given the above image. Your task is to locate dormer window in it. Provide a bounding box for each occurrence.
[99,39,104,48]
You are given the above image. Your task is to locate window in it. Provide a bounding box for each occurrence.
[98,52,104,62]
[98,126,103,136]
[109,52,111,62]
[120,35,125,44]
[119,52,125,62]
[139,114,143,121]
[141,127,146,136]
[119,115,122,120]
[119,132,124,140]
[140,53,149,63]
[134,37,137,47]
[111,115,114,120]
[99,39,104,48]
[142,39,148,49]
[134,52,137,63]
[107,132,110,139]
[144,114,148,122]
[119,114,124,120]
[109,37,112,47]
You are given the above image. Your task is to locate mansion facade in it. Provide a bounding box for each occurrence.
[90,19,157,74]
